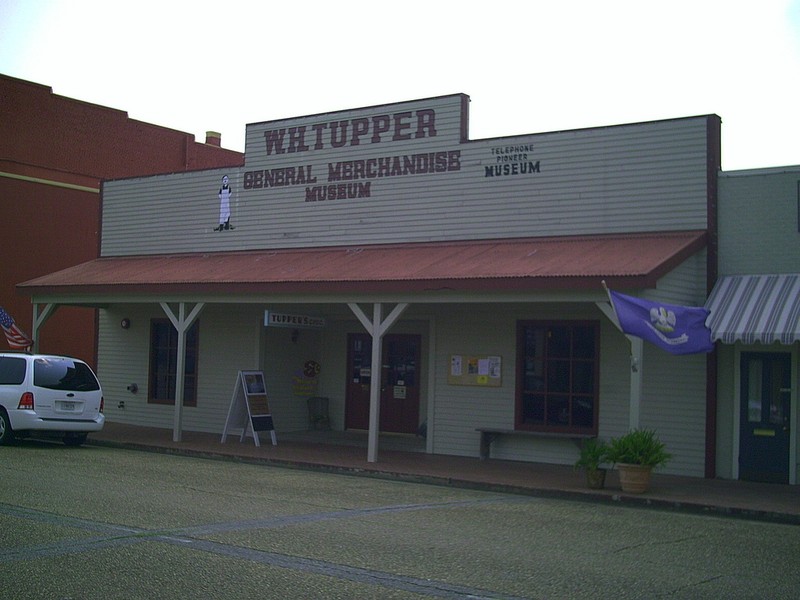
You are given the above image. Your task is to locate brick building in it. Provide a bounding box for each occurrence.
[0,74,243,365]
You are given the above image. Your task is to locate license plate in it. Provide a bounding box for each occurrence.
[61,401,75,411]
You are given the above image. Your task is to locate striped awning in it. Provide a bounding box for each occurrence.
[705,274,800,345]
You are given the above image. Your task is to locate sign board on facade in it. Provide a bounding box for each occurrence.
[99,95,711,258]
[264,311,325,329]
[221,370,277,447]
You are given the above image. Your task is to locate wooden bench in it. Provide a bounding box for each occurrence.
[476,428,595,459]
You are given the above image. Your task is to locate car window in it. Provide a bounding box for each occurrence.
[0,357,27,385]
[33,358,100,391]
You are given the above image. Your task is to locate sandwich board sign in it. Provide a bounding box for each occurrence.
[221,370,277,447]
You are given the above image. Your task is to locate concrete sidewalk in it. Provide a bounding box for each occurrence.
[88,422,800,525]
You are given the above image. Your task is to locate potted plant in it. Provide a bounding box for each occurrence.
[606,428,671,493]
[574,438,610,489]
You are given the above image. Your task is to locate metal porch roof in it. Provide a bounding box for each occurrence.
[18,231,707,297]
[705,274,800,345]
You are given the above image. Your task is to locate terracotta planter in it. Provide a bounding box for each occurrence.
[616,463,652,493]
[585,468,607,489]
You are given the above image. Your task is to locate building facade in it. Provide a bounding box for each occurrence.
[0,74,243,365]
[707,167,800,484]
[21,94,735,477]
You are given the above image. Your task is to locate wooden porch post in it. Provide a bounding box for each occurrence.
[348,302,409,462]
[160,302,205,442]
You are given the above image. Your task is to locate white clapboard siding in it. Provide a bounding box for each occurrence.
[596,317,635,439]
[100,95,713,256]
[639,345,708,477]
[646,248,709,306]
[184,305,264,434]
[260,325,325,433]
[428,304,515,457]
[96,306,167,427]
[429,302,632,462]
[97,304,264,435]
[718,167,800,275]
[623,258,709,477]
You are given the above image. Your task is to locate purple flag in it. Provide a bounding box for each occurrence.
[609,290,713,355]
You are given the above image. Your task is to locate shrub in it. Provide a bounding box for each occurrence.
[574,438,609,471]
[606,428,671,468]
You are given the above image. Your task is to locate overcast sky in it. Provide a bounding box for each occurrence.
[2,0,799,171]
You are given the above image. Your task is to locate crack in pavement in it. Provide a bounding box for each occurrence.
[0,497,532,599]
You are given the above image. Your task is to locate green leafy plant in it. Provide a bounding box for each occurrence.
[606,428,671,468]
[574,438,609,472]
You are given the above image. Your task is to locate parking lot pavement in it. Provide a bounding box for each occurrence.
[2,441,800,599]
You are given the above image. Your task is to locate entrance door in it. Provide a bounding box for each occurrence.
[739,352,792,483]
[345,333,421,434]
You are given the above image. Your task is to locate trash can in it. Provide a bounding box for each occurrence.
[307,396,330,430]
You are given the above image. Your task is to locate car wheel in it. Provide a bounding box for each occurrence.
[63,432,88,447]
[0,409,16,445]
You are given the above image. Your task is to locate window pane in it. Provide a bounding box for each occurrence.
[524,362,545,392]
[572,396,594,427]
[546,396,569,426]
[572,361,594,394]
[747,359,763,422]
[548,327,570,358]
[351,337,371,384]
[768,359,789,425]
[522,326,545,392]
[0,357,26,385]
[517,321,599,433]
[149,320,199,405]
[572,326,595,358]
[524,327,545,357]
[34,358,100,391]
[522,393,545,424]
[547,360,570,392]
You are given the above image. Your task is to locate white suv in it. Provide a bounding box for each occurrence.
[0,353,105,447]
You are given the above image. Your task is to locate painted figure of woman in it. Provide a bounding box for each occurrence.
[215,175,233,231]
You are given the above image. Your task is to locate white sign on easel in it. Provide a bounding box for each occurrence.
[220,370,277,447]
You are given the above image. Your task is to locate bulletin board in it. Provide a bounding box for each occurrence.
[448,355,502,387]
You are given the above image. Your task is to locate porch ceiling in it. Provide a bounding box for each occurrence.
[18,230,707,298]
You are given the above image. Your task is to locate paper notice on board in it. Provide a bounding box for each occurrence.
[475,356,502,377]
[450,355,463,376]
[447,354,502,386]
[488,356,501,378]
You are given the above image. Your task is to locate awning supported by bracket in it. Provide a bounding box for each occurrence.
[160,301,205,442]
[30,303,58,354]
[348,302,409,463]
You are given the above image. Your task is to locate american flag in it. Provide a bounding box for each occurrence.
[0,307,33,351]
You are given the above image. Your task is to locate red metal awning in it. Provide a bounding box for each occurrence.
[18,231,706,297]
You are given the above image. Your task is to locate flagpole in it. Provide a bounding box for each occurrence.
[601,282,643,429]
[600,280,621,331]
[601,279,613,306]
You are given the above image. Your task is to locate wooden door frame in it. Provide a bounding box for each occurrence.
[345,332,421,434]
